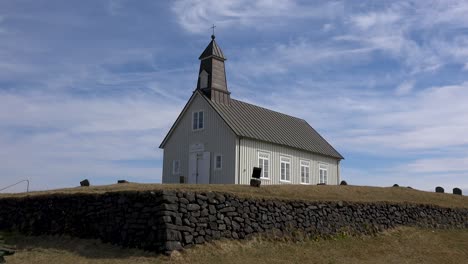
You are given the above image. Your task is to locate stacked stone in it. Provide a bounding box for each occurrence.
[156,191,468,253]
[0,191,467,254]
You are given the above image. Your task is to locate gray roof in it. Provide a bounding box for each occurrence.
[199,36,226,60]
[205,95,344,159]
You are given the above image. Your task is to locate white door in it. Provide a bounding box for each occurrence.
[188,152,211,184]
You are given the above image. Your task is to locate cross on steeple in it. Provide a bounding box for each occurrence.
[210,24,216,39]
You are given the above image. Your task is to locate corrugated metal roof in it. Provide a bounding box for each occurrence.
[205,95,344,159]
[199,36,226,60]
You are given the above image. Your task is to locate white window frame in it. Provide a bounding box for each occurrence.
[258,151,270,179]
[214,154,222,170]
[172,160,180,175]
[192,110,204,131]
[300,160,310,184]
[319,163,328,184]
[280,156,291,182]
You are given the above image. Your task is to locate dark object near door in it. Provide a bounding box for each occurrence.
[340,180,348,185]
[252,167,262,179]
[80,179,90,187]
[117,180,128,184]
[435,186,444,193]
[453,188,462,195]
[250,178,261,187]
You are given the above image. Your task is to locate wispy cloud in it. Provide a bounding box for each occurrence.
[0,91,182,192]
[1,1,468,194]
[171,0,344,33]
[395,80,414,96]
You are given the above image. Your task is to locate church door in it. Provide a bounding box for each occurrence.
[188,152,211,184]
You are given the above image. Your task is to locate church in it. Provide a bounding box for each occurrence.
[159,35,343,185]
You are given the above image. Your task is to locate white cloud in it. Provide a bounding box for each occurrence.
[403,157,468,173]
[395,80,414,95]
[0,92,184,192]
[351,11,401,30]
[322,23,334,32]
[171,0,343,33]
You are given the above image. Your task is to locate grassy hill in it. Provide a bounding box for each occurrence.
[2,227,468,264]
[1,183,467,208]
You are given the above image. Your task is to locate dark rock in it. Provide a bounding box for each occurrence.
[80,179,90,187]
[219,207,236,213]
[184,234,193,244]
[250,178,261,187]
[179,198,189,204]
[435,186,444,193]
[194,236,205,244]
[392,184,399,187]
[162,195,179,203]
[453,188,462,195]
[340,180,348,185]
[196,194,208,201]
[117,180,128,184]
[164,241,182,251]
[187,204,201,211]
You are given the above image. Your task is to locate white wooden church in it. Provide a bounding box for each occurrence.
[159,35,343,185]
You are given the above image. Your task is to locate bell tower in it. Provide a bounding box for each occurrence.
[196,34,231,104]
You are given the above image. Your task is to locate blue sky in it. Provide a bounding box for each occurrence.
[1,0,468,194]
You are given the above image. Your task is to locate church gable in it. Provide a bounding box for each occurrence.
[159,91,236,149]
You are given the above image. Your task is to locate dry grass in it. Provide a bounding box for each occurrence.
[3,227,468,264]
[1,183,467,208]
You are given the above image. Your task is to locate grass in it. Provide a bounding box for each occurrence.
[1,183,467,208]
[2,227,468,264]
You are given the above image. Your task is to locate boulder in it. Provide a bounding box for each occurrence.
[117,180,128,184]
[392,184,399,187]
[453,188,462,195]
[435,186,444,193]
[340,180,348,185]
[250,178,261,187]
[80,179,90,187]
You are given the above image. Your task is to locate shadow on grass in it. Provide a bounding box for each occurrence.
[1,230,161,260]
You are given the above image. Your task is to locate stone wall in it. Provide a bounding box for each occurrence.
[0,190,467,254]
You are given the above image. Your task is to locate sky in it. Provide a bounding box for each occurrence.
[1,0,468,194]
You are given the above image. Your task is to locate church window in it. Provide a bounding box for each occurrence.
[172,160,180,175]
[300,160,310,184]
[319,163,328,184]
[192,111,204,130]
[215,154,222,170]
[258,152,270,179]
[280,156,291,182]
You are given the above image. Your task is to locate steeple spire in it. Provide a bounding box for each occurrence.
[196,34,230,104]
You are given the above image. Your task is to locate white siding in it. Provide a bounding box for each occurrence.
[162,93,237,184]
[237,138,340,185]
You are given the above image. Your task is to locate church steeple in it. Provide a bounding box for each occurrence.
[196,35,231,104]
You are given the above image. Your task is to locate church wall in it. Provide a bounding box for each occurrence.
[162,93,237,184]
[238,138,340,185]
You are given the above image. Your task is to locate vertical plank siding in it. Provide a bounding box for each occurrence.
[237,138,339,185]
[162,93,237,184]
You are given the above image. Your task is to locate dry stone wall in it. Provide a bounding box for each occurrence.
[0,190,467,254]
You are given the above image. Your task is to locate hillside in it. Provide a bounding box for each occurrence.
[1,184,467,208]
[2,227,468,264]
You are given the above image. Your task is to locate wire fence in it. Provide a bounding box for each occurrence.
[0,179,29,193]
